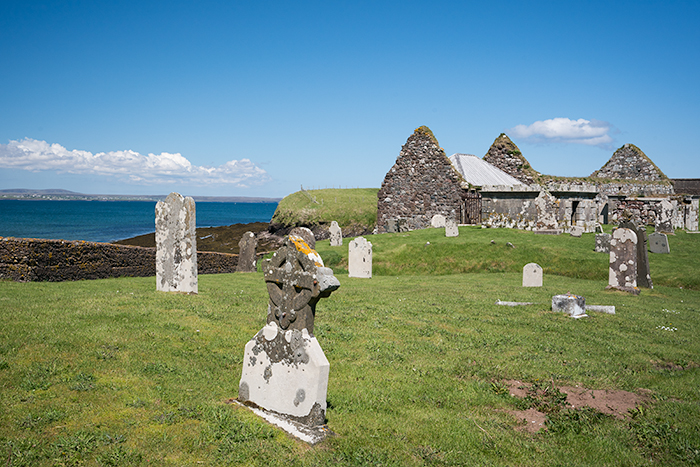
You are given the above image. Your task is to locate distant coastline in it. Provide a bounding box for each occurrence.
[0,188,282,203]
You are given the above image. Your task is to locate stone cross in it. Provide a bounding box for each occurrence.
[348,236,372,278]
[329,221,342,246]
[155,192,197,294]
[236,231,257,272]
[238,235,340,429]
[522,263,542,287]
[607,228,639,294]
[445,218,459,237]
[648,232,670,254]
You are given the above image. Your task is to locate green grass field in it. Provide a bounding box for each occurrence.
[1,227,699,466]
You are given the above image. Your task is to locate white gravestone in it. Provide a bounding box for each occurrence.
[329,221,342,246]
[552,294,587,318]
[648,232,670,254]
[607,228,639,294]
[445,218,459,237]
[155,192,198,294]
[656,198,675,234]
[348,236,372,278]
[522,263,543,287]
[431,214,446,228]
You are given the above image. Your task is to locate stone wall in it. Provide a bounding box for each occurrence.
[0,237,241,282]
[377,127,465,232]
[608,197,699,229]
[673,179,700,195]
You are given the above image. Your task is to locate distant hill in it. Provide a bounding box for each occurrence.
[0,189,280,203]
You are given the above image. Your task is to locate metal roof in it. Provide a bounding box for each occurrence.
[449,153,523,187]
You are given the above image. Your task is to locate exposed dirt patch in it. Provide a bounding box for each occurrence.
[501,379,652,433]
[652,360,699,371]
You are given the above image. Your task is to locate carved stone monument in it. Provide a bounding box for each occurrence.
[534,190,561,234]
[289,227,316,249]
[155,192,197,294]
[238,235,340,438]
[522,263,543,287]
[236,231,257,272]
[329,221,342,247]
[607,228,639,294]
[655,198,675,234]
[445,218,459,237]
[431,214,446,228]
[619,220,653,289]
[595,233,611,253]
[348,236,372,278]
[648,232,670,254]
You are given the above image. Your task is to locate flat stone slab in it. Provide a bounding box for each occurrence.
[585,305,616,315]
[534,229,563,235]
[232,400,332,445]
[648,232,670,254]
[552,294,586,317]
[495,300,536,307]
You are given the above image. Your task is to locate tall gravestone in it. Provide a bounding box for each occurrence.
[445,218,459,237]
[648,232,670,254]
[686,199,699,231]
[348,236,372,278]
[329,221,342,246]
[595,233,611,253]
[238,235,340,433]
[236,231,257,272]
[607,228,639,294]
[655,199,675,234]
[534,190,561,234]
[619,220,653,289]
[155,192,198,294]
[522,263,543,287]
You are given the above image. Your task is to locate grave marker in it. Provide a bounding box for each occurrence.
[445,218,459,237]
[348,236,372,278]
[236,231,257,272]
[522,263,543,287]
[431,214,446,228]
[155,192,198,294]
[329,221,342,246]
[607,228,639,294]
[595,233,611,253]
[648,232,670,254]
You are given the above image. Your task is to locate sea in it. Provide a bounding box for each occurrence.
[0,199,278,243]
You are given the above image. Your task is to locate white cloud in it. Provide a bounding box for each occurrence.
[509,118,614,147]
[0,138,270,187]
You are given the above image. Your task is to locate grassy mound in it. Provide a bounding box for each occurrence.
[270,188,378,232]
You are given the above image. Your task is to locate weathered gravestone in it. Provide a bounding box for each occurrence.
[607,228,639,294]
[236,231,257,272]
[348,236,372,278]
[522,263,543,287]
[431,214,446,228]
[329,221,342,247]
[552,294,586,318]
[445,218,459,237]
[155,192,197,294]
[386,219,398,233]
[648,232,670,254]
[238,235,340,439]
[595,223,604,234]
[619,220,653,289]
[534,190,562,234]
[570,226,584,237]
[686,199,699,231]
[289,227,316,249]
[655,198,675,234]
[595,233,611,253]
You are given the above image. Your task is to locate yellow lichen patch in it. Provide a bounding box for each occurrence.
[289,235,324,267]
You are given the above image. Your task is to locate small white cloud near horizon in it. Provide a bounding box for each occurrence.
[509,118,614,147]
[0,138,270,187]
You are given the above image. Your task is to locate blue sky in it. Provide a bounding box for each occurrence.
[1,0,699,198]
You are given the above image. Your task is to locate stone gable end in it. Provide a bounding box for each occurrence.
[591,144,667,181]
[377,128,464,232]
[483,133,538,185]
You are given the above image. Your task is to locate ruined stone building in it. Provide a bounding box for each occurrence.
[377,128,699,233]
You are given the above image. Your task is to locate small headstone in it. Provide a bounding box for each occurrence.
[155,192,198,294]
[431,214,446,228]
[348,236,372,278]
[607,228,639,294]
[329,221,342,246]
[386,219,398,233]
[595,223,604,234]
[646,231,669,254]
[552,294,587,318]
[619,220,653,288]
[445,218,459,237]
[238,235,339,436]
[236,231,257,272]
[570,226,584,237]
[595,233,611,253]
[289,227,316,249]
[396,218,409,232]
[655,198,675,234]
[522,263,543,287]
